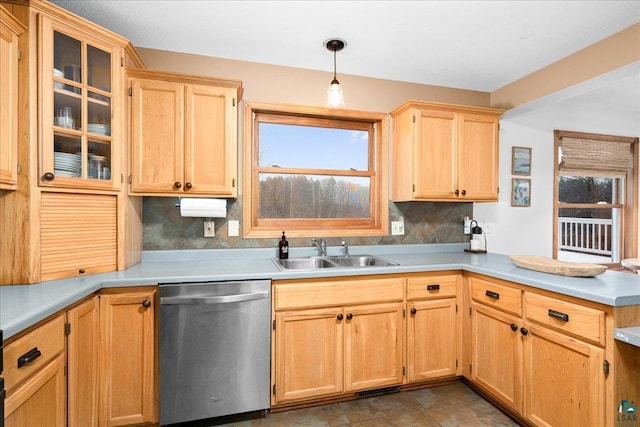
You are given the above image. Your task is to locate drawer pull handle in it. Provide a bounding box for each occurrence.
[427,284,440,291]
[485,290,500,300]
[18,347,42,368]
[548,309,569,322]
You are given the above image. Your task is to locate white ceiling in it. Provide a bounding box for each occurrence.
[51,0,640,133]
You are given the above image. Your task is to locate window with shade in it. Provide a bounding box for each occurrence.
[554,130,638,264]
[242,102,389,238]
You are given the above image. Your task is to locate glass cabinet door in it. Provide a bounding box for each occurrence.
[41,16,119,189]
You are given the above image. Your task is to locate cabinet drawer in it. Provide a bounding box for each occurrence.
[407,274,458,300]
[275,277,404,310]
[524,292,606,345]
[470,277,522,317]
[3,314,65,391]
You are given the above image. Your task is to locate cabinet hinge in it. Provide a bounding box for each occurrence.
[455,304,458,313]
[272,319,276,330]
[64,322,71,336]
[272,384,276,395]
[17,48,22,61]
[402,308,406,318]
[233,98,236,107]
[470,364,472,373]
[469,307,472,316]
[232,178,236,188]
[412,115,416,123]
[456,359,458,368]
[128,175,133,184]
[129,87,132,96]
[402,366,406,376]
[412,184,415,193]
[603,360,610,375]
[121,57,124,67]
[497,186,499,194]
[121,173,124,183]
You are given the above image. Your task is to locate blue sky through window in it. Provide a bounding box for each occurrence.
[259,123,369,170]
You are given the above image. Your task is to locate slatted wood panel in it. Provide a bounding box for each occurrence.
[40,193,117,280]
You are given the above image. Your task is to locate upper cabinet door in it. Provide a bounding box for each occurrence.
[414,109,457,199]
[129,78,185,193]
[458,113,499,201]
[40,15,122,190]
[184,84,237,196]
[0,6,25,190]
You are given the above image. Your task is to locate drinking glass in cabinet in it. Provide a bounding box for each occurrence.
[54,31,81,93]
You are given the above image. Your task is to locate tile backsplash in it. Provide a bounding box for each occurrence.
[143,197,472,250]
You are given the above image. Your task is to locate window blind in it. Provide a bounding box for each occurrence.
[559,136,633,177]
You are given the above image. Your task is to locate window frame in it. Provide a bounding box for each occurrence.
[242,102,389,238]
[553,130,639,265]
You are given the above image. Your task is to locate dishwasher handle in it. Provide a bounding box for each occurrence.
[160,291,269,305]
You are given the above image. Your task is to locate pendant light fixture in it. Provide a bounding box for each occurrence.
[324,38,346,107]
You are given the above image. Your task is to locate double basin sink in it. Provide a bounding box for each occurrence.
[273,255,398,270]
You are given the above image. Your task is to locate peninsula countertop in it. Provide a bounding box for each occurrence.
[2,244,640,340]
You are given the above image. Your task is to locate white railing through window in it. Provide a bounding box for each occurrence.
[558,217,613,256]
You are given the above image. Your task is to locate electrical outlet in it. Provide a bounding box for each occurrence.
[204,220,215,237]
[391,217,405,235]
[228,220,239,237]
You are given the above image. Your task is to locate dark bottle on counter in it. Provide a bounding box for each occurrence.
[278,231,289,259]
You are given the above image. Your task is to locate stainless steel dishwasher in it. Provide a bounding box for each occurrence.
[159,280,271,425]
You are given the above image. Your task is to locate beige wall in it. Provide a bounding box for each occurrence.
[136,47,490,112]
[491,23,640,110]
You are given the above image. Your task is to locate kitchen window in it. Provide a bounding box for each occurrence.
[242,102,389,238]
[553,130,638,265]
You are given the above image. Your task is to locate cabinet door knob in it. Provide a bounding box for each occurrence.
[174,181,182,189]
[520,327,529,336]
[185,182,193,190]
[510,323,518,331]
[78,269,85,274]
[336,313,343,321]
[142,299,151,308]
[410,308,417,315]
[43,172,55,181]
[454,189,460,196]
[346,313,353,320]
[461,189,467,196]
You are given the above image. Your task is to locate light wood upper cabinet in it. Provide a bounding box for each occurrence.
[0,6,24,190]
[99,288,157,426]
[391,100,503,202]
[39,15,122,190]
[128,68,241,197]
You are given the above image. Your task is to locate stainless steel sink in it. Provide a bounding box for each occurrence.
[325,255,398,267]
[273,255,398,270]
[273,257,336,270]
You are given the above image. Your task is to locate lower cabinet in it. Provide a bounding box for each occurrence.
[467,274,608,427]
[272,277,405,405]
[99,289,157,426]
[67,296,100,427]
[3,314,66,427]
[406,273,460,382]
[66,288,157,427]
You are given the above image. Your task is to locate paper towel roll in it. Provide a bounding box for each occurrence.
[179,198,227,218]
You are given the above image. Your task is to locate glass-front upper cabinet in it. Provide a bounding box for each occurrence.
[40,16,121,190]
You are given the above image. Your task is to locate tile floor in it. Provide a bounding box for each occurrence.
[206,382,522,427]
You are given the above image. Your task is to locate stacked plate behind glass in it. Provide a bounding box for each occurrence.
[88,123,111,136]
[54,152,81,177]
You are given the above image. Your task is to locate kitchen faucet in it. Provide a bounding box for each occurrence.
[311,238,327,256]
[341,241,349,257]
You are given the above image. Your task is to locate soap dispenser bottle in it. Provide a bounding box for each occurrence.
[278,231,289,259]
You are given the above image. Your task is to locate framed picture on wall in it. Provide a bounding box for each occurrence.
[512,146,532,175]
[511,178,531,207]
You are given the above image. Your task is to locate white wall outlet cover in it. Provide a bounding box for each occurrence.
[228,220,239,237]
[391,217,405,235]
[204,220,215,237]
